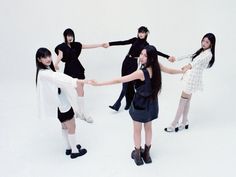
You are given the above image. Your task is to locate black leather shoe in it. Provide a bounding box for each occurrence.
[70,148,87,159]
[109,102,121,111]
[65,144,81,155]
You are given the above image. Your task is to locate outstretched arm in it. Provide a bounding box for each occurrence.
[89,70,144,86]
[82,43,106,49]
[159,62,183,74]
[176,54,193,61]
[108,37,137,46]
[156,50,176,62]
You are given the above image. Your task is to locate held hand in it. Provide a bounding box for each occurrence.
[83,80,90,84]
[103,43,109,48]
[181,65,189,73]
[87,80,100,86]
[168,56,176,63]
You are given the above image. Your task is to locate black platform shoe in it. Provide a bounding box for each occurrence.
[65,144,81,155]
[70,148,87,159]
[131,147,144,166]
[178,122,189,131]
[141,145,152,164]
[164,126,179,132]
[109,102,121,111]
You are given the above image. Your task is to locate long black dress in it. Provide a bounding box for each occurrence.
[109,37,169,110]
[55,42,85,79]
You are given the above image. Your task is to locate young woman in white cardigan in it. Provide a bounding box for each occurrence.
[164,33,216,132]
[36,48,88,159]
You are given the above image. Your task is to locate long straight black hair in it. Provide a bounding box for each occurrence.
[192,33,216,68]
[35,48,56,85]
[63,28,75,43]
[143,45,162,99]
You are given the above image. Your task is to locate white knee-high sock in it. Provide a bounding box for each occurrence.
[77,96,86,114]
[68,133,79,153]
[182,98,191,125]
[62,129,71,149]
[77,96,93,123]
[172,97,188,127]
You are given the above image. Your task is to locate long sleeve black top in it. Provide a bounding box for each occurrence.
[109,37,170,59]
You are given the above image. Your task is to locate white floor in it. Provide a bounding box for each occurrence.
[0,75,235,177]
[1,1,236,176]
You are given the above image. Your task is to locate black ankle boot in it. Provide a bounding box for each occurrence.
[70,148,87,159]
[65,144,81,155]
[131,147,144,166]
[109,102,121,111]
[141,145,152,163]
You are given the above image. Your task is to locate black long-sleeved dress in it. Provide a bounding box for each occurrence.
[109,37,170,107]
[55,42,85,79]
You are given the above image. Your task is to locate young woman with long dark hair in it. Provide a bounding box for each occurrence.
[36,48,88,159]
[164,33,216,132]
[89,45,182,166]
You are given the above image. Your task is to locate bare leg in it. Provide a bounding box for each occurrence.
[64,118,76,134]
[76,83,84,97]
[144,121,152,146]
[142,121,152,163]
[133,121,142,148]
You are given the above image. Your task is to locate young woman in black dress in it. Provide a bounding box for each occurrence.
[55,28,105,123]
[104,26,175,111]
[89,45,183,166]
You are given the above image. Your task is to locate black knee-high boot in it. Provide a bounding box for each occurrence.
[109,83,128,111]
[124,82,135,110]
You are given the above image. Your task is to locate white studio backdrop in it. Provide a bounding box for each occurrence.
[0,0,236,177]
